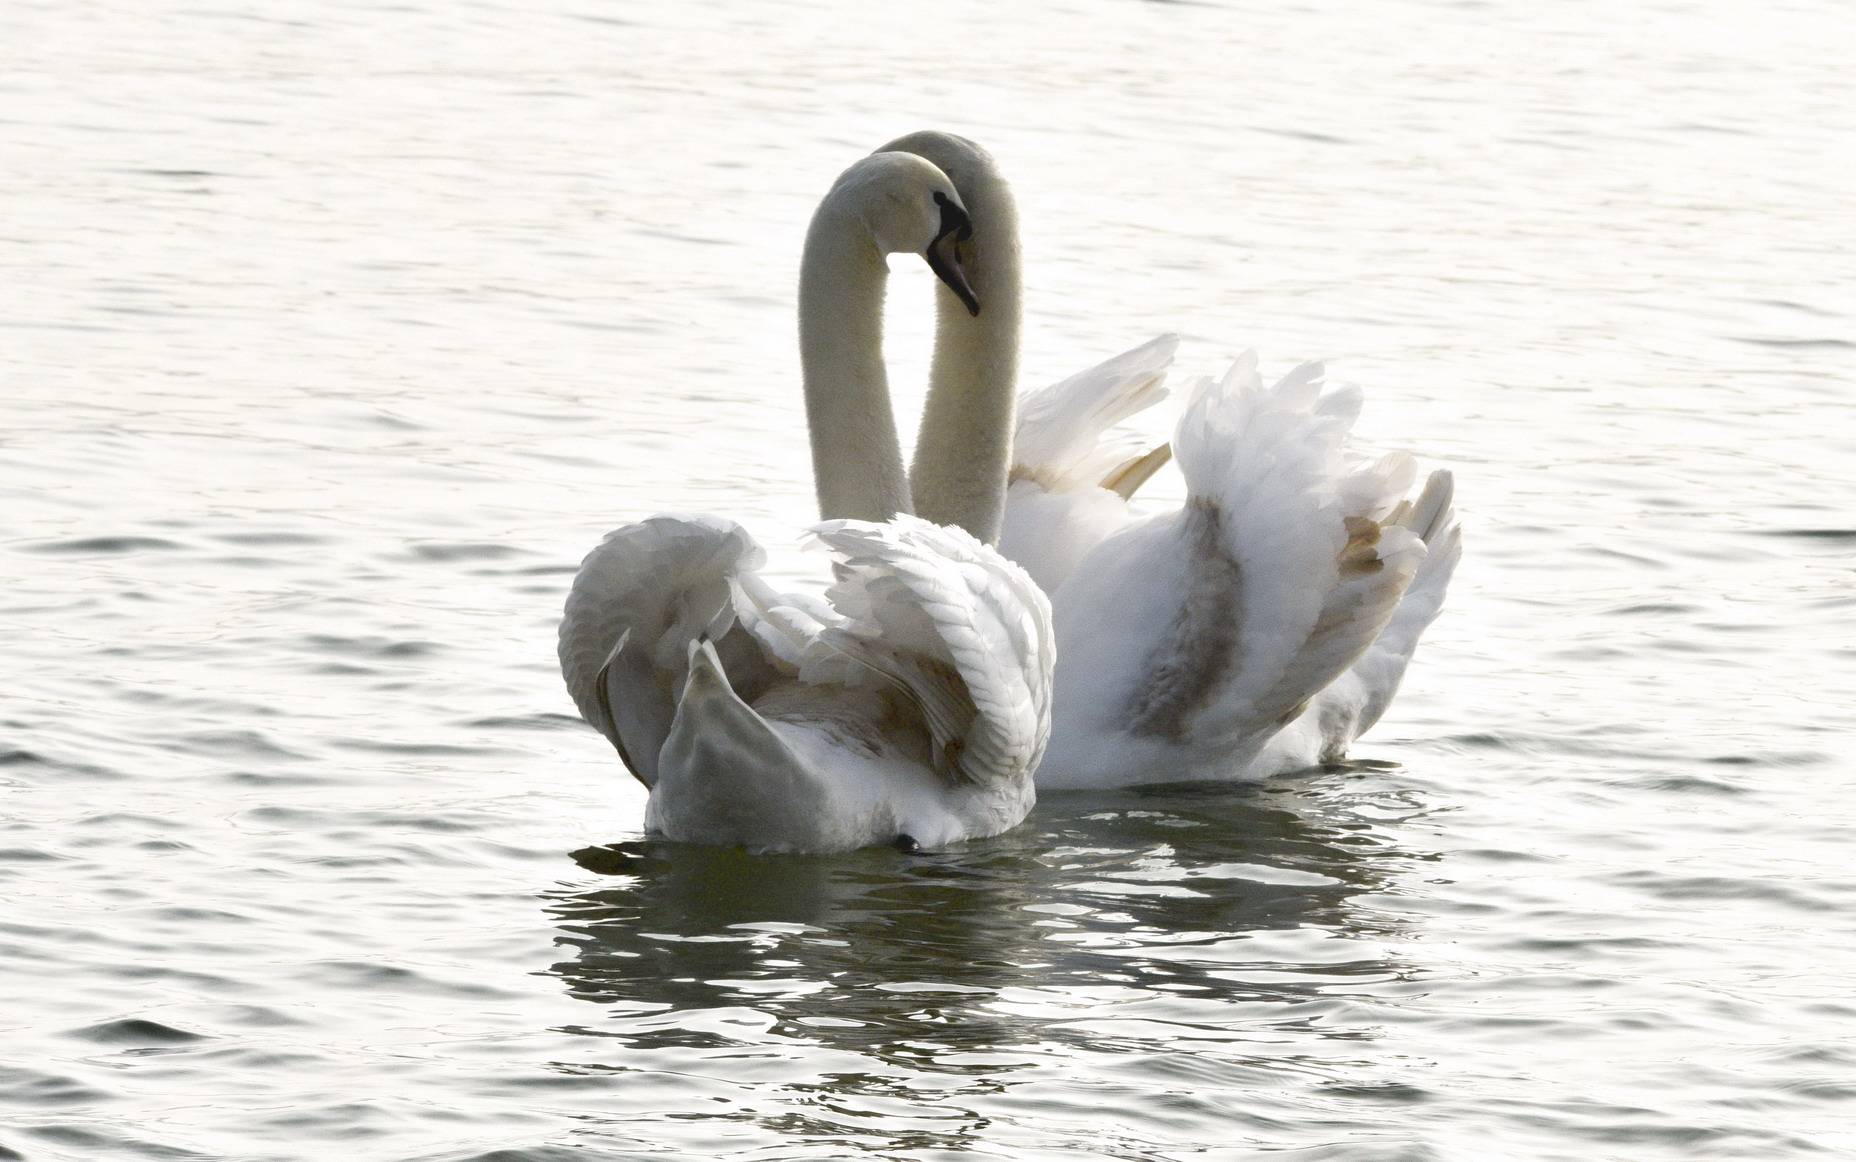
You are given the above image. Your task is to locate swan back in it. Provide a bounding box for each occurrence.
[1152,358,1426,744]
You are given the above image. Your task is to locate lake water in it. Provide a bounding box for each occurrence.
[5,0,1854,1158]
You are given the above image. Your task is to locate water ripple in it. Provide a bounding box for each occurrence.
[66,1018,209,1046]
[21,536,187,555]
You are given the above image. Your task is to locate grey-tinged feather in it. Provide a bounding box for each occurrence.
[592,630,651,787]
[1125,499,1242,740]
[558,514,766,788]
[651,638,827,851]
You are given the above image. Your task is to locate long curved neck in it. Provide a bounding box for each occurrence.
[798,198,913,524]
[889,133,1022,545]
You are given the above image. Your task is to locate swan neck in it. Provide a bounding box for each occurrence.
[906,143,1022,545]
[798,201,913,524]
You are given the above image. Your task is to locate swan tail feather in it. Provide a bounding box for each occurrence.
[804,515,1054,787]
[558,514,776,786]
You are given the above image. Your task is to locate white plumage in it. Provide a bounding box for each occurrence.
[559,514,1051,851]
[557,150,1055,852]
[882,131,1461,790]
[998,340,1461,788]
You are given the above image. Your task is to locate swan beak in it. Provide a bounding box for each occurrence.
[926,231,981,317]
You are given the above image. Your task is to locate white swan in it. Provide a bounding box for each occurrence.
[558,152,1054,852]
[882,131,1463,789]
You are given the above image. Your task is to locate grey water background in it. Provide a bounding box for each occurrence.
[4,0,1854,1158]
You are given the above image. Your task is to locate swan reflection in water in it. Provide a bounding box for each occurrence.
[541,768,1440,1072]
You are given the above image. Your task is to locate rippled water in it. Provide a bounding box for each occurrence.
[6,0,1854,1157]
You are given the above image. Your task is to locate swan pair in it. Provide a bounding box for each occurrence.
[559,134,1461,852]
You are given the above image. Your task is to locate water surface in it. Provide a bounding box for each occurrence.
[5,0,1854,1157]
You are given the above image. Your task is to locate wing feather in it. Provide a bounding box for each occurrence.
[1143,358,1426,746]
[558,514,775,786]
[804,515,1054,787]
[1000,335,1180,592]
[1011,333,1178,493]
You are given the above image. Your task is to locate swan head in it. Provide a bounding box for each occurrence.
[829,151,981,317]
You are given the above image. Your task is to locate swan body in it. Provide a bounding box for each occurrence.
[883,131,1462,788]
[560,513,1051,850]
[558,152,1053,851]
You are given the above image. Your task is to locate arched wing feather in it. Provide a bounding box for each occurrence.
[801,515,1054,787]
[1147,358,1427,746]
[1011,333,1179,493]
[1000,335,1180,592]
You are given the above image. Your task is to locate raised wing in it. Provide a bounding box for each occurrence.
[999,334,1180,591]
[1011,333,1179,492]
[800,515,1054,787]
[1149,355,1426,746]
